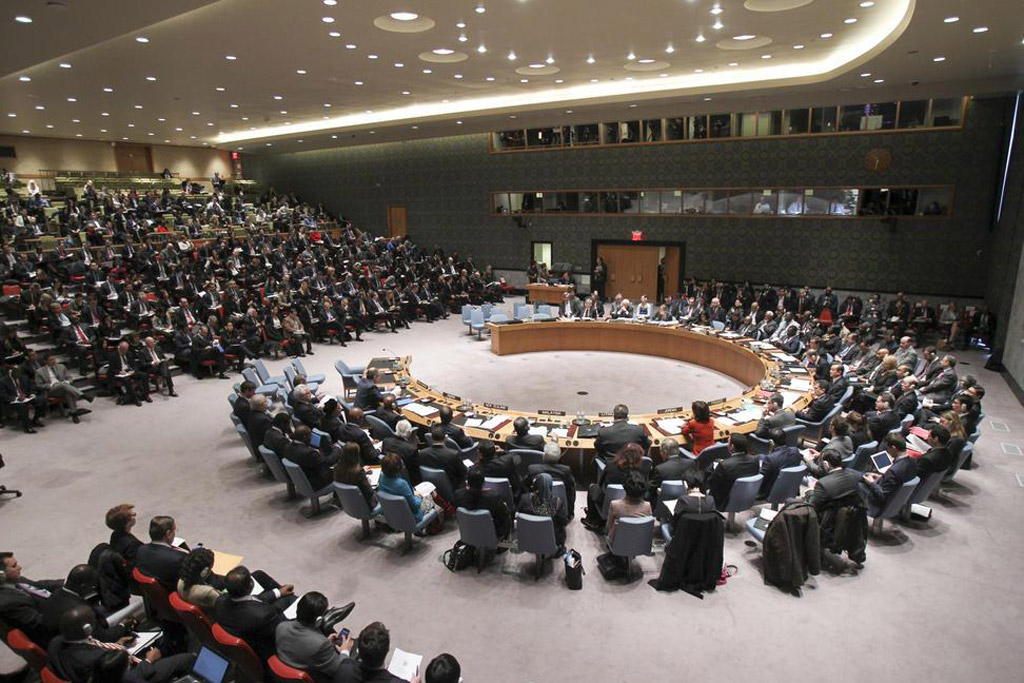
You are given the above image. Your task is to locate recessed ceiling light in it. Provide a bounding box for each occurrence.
[59,62,72,68]
[477,44,487,53]
[18,76,31,82]
[134,104,143,109]
[368,54,378,59]
[147,132,154,136]
[629,103,637,108]
[627,51,636,60]
[329,31,341,37]
[432,48,454,55]
[554,78,563,83]
[354,80,363,85]
[242,117,249,120]
[157,117,166,122]
[665,44,675,54]
[175,127,183,131]
[713,19,724,30]
[933,56,946,62]
[586,55,596,64]
[704,97,712,101]
[128,123,134,127]
[485,76,495,81]
[21,130,29,134]
[456,21,467,28]
[100,129,106,133]
[860,72,871,77]
[733,35,756,41]
[728,61,739,66]
[860,1,874,6]
[273,95,283,100]
[520,78,528,83]
[423,68,432,73]
[844,18,857,24]
[475,5,486,14]
[323,103,331,107]
[694,68,704,73]
[72,118,80,123]
[265,142,272,146]
[455,74,464,79]
[75,134,82,137]
[206,122,214,126]
[67,97,77,102]
[638,58,655,64]
[545,56,555,64]
[322,16,335,23]
[15,16,32,24]
[589,78,598,83]
[507,51,516,60]
[943,17,959,23]
[793,44,805,49]
[215,86,225,91]
[45,124,54,128]
[103,86,113,92]
[191,111,199,115]
[972,26,988,33]
[296,69,307,74]
[458,34,468,42]
[145,76,157,81]
[696,33,706,43]
[566,109,573,113]
[508,115,515,119]
[394,62,404,67]
[230,103,239,108]
[297,140,303,143]
[528,63,544,68]
[761,54,772,59]
[390,11,418,21]
[6,113,15,118]
[345,44,357,49]
[710,6,723,15]
[412,125,419,129]
[100,111,109,116]
[401,90,410,95]
[820,32,833,38]
[331,134,338,139]
[873,78,884,83]
[324,0,338,6]
[225,54,236,60]
[135,36,149,43]
[456,120,463,125]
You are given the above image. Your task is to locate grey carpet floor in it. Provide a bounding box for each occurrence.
[2,301,1023,683]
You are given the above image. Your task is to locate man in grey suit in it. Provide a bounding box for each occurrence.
[920,354,959,405]
[276,592,356,683]
[35,352,92,422]
[754,394,796,438]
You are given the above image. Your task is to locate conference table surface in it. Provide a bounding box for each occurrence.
[384,319,816,456]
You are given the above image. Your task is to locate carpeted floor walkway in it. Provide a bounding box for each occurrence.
[2,302,1023,682]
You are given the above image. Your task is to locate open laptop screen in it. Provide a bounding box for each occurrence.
[192,647,230,683]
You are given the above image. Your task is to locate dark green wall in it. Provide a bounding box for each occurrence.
[246,96,1010,298]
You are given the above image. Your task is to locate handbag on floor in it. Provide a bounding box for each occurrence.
[443,541,476,572]
[564,549,584,590]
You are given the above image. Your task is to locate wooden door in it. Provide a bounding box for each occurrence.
[114,144,153,174]
[597,244,660,301]
[662,246,681,299]
[387,206,407,238]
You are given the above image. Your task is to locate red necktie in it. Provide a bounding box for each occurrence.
[75,326,87,343]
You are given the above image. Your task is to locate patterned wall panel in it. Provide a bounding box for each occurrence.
[246,97,1009,298]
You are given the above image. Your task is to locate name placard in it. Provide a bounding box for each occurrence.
[483,402,508,411]
[538,409,566,416]
[442,391,462,400]
[598,412,614,417]
[708,397,728,406]
[414,379,429,389]
[657,406,685,414]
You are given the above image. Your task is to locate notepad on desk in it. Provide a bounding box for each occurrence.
[212,551,243,576]
[364,466,382,488]
[481,415,512,431]
[387,649,423,681]
[727,407,762,424]
[404,402,439,418]
[655,418,684,434]
[528,426,548,437]
[771,352,798,363]
[786,378,812,391]
[779,390,804,408]
[463,417,485,428]
[127,631,162,655]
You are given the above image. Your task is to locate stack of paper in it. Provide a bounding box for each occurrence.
[405,402,439,418]
[715,416,737,427]
[655,418,684,434]
[728,407,762,424]
[528,426,548,437]
[387,649,423,681]
[771,352,798,363]
[364,467,382,488]
[787,378,812,391]
[550,427,569,439]
[463,417,485,428]
[414,481,436,497]
[779,390,804,408]
[481,415,511,430]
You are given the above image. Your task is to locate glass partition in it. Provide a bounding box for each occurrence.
[660,190,683,213]
[727,189,755,214]
[928,98,962,127]
[639,191,660,214]
[784,109,810,134]
[600,191,620,213]
[683,190,707,214]
[916,187,952,216]
[491,193,510,214]
[811,106,838,133]
[777,191,803,216]
[757,111,782,136]
[665,118,686,140]
[707,190,730,214]
[898,100,928,129]
[709,114,732,138]
[643,120,663,142]
[620,191,641,213]
[573,124,600,145]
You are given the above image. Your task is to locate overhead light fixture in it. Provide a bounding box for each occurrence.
[323,103,331,107]
[345,44,356,49]
[59,62,72,68]
[394,62,404,67]
[696,33,706,43]
[589,78,598,83]
[134,104,143,109]
[733,35,756,41]
[712,19,723,30]
[545,56,555,64]
[322,16,335,23]
[157,117,166,122]
[354,80,363,85]
[820,32,833,38]
[860,72,871,77]
[520,78,528,83]
[793,44,805,49]
[215,86,225,91]
[6,113,15,118]
[390,11,418,21]
[331,134,338,139]
[135,36,149,43]
[14,15,32,24]
[401,90,410,95]
[485,76,495,81]
[933,56,946,62]
[586,55,595,64]
[422,68,432,73]
[455,73,464,78]
[101,111,109,116]
[273,94,283,100]
[296,69,307,74]
[329,31,341,37]
[728,62,738,66]
[860,1,875,6]
[230,103,239,108]
[710,6,723,15]
[71,118,80,123]
[432,48,454,55]
[704,97,712,101]
[693,68,703,73]
[145,76,157,81]
[225,54,236,60]
[458,34,468,42]
[943,16,959,23]
[475,5,486,14]
[191,111,200,115]
[844,18,857,24]
[761,54,772,59]
[665,44,675,53]
[972,26,988,33]
[507,50,516,60]
[528,63,544,68]
[368,54,378,59]
[18,76,31,82]
[35,105,44,110]
[627,51,636,60]
[873,78,884,83]
[554,78,563,83]
[67,97,77,102]
[45,124,54,128]
[323,0,337,5]
[456,120,463,125]
[477,44,487,53]
[456,21,466,28]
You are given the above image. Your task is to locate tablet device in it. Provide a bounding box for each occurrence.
[870,451,892,473]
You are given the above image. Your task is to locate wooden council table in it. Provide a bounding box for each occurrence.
[381,321,814,475]
[526,283,574,305]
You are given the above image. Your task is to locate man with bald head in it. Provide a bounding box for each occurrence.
[333,407,380,465]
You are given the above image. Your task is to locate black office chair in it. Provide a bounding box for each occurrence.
[0,454,22,498]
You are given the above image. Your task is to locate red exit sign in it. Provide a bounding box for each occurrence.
[631,229,644,241]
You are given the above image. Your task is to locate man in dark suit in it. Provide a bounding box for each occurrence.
[916,346,941,382]
[108,341,150,406]
[526,441,576,514]
[920,354,959,405]
[331,407,379,465]
[214,566,296,662]
[860,433,919,514]
[648,438,696,508]
[505,417,545,452]
[754,393,796,438]
[247,395,274,450]
[353,369,384,412]
[61,313,96,375]
[374,394,402,431]
[418,424,467,488]
[335,622,407,683]
[795,380,834,423]
[826,364,848,404]
[559,291,582,318]
[894,377,919,419]
[48,605,194,683]
[438,405,473,450]
[594,404,650,462]
[285,426,340,490]
[865,393,901,442]
[0,552,63,646]
[757,428,802,498]
[134,516,189,592]
[293,385,325,428]
[452,468,511,540]
[234,381,256,423]
[703,433,759,511]
[916,425,955,478]
[41,565,129,643]
[275,592,357,683]
[478,439,523,498]
[137,336,177,396]
[805,450,865,513]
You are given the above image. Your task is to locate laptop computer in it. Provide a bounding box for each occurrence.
[173,647,230,683]
[870,451,893,474]
[310,431,321,449]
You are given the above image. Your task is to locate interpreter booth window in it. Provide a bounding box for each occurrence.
[898,100,928,129]
[619,121,641,144]
[811,107,838,133]
[533,242,553,269]
[709,114,732,138]
[492,193,510,214]
[620,191,641,213]
[579,191,600,213]
[777,191,804,216]
[644,120,663,142]
[816,189,859,216]
[507,192,527,213]
[683,190,707,214]
[758,111,783,136]
[727,190,755,215]
[573,124,600,145]
[544,192,579,213]
[520,192,542,213]
[859,188,890,216]
[665,118,686,140]
[706,190,730,215]
[495,130,525,150]
[600,192,621,213]
[690,115,709,139]
[602,122,619,144]
[928,98,963,127]
[785,109,810,134]
[752,191,778,215]
[660,190,683,214]
[916,188,952,216]
[639,191,661,214]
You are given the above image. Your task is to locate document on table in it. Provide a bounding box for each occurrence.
[212,551,243,575]
[779,390,804,408]
[715,416,737,427]
[481,414,512,430]
[364,466,382,487]
[464,417,485,428]
[655,418,684,434]
[662,498,679,515]
[414,481,436,497]
[387,648,423,681]
[528,426,548,437]
[727,407,762,424]
[405,402,439,418]
[771,352,798,363]
[550,427,569,439]
[127,631,162,655]
[786,378,812,391]
[283,600,299,620]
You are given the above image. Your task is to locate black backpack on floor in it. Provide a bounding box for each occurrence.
[443,541,476,571]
